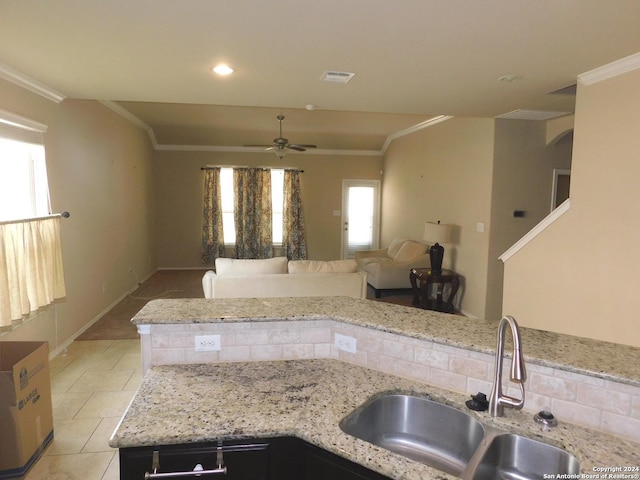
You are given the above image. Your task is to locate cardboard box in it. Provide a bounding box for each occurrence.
[0,342,54,480]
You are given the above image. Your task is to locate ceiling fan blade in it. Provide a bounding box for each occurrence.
[288,144,317,149]
[287,145,306,152]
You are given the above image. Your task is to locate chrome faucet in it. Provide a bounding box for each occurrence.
[489,315,527,417]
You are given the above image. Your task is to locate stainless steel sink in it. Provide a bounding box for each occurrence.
[470,434,580,480]
[339,394,485,476]
[340,394,580,479]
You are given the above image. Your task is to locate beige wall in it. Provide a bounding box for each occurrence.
[0,80,156,353]
[487,120,572,320]
[381,118,495,318]
[502,64,640,347]
[154,151,383,267]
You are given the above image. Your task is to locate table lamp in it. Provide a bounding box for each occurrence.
[423,221,451,274]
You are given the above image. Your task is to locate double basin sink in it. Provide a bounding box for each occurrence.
[340,394,580,479]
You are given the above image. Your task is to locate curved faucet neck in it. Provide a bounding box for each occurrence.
[489,315,527,417]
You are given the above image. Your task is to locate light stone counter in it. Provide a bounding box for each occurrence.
[110,359,640,479]
[133,297,640,386]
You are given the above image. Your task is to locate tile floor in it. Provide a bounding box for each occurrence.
[26,339,142,480]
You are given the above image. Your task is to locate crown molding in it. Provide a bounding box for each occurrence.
[100,99,445,157]
[381,115,453,152]
[99,100,159,148]
[578,51,640,86]
[0,62,66,103]
[0,108,48,133]
[155,143,382,156]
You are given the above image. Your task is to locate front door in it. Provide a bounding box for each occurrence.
[341,180,380,259]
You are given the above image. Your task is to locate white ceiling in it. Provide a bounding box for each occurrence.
[1,0,639,151]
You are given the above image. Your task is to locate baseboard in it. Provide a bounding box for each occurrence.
[157,267,211,271]
[50,269,157,359]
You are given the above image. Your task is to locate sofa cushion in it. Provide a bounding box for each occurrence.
[393,241,427,262]
[215,257,288,276]
[355,256,392,268]
[288,259,358,273]
[387,238,407,258]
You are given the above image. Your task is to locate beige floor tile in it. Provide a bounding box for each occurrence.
[82,417,121,453]
[26,451,115,480]
[31,338,141,479]
[66,350,124,372]
[101,452,120,480]
[105,339,141,354]
[64,340,115,355]
[49,353,79,375]
[67,369,135,393]
[112,352,142,371]
[50,366,86,393]
[45,418,101,455]
[123,369,143,391]
[52,391,92,419]
[76,391,136,419]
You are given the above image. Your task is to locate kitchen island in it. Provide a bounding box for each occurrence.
[131,297,640,443]
[110,359,640,479]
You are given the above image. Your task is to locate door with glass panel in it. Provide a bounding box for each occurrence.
[341,180,380,259]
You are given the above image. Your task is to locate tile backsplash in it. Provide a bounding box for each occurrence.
[139,319,640,443]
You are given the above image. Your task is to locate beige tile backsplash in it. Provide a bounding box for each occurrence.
[142,319,640,442]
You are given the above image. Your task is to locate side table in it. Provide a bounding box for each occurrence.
[409,268,460,313]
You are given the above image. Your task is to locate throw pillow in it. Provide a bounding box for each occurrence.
[288,259,358,273]
[215,257,288,276]
[393,241,427,263]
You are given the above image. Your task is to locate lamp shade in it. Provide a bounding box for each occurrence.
[423,221,451,245]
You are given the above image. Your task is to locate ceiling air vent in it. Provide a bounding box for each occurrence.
[320,71,356,83]
[496,110,571,121]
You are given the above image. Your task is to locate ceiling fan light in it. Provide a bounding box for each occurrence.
[274,148,286,159]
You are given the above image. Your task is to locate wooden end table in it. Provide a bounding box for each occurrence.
[410,268,460,313]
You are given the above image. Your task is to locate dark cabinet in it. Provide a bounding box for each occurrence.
[301,440,392,480]
[119,437,391,480]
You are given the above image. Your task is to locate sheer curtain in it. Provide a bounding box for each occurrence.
[201,167,225,264]
[0,216,66,327]
[234,168,272,259]
[282,169,308,260]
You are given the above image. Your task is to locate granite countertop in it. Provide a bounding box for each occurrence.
[133,297,640,386]
[110,359,640,479]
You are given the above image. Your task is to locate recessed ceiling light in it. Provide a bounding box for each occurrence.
[213,64,234,76]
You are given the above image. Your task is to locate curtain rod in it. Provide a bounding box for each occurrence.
[201,165,304,173]
[0,211,70,226]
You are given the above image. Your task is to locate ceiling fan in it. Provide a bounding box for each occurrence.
[246,115,317,158]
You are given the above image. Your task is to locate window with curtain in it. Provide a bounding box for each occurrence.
[201,166,307,261]
[0,111,66,328]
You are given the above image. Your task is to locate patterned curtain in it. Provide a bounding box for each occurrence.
[234,168,273,259]
[0,216,66,327]
[282,169,308,260]
[201,168,225,264]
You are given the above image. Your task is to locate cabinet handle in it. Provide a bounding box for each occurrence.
[144,466,227,479]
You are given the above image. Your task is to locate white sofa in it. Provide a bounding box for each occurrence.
[355,238,430,297]
[202,257,367,299]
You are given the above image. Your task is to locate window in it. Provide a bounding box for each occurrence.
[0,138,49,221]
[0,113,51,222]
[219,167,284,245]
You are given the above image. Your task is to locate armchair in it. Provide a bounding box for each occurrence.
[356,238,430,297]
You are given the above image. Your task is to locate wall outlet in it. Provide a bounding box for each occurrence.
[195,335,221,352]
[334,333,357,354]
